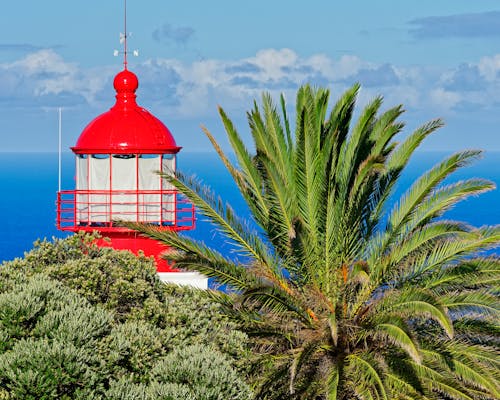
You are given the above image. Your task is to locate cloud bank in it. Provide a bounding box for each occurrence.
[1,47,500,120]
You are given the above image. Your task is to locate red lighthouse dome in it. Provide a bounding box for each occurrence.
[73,69,181,154]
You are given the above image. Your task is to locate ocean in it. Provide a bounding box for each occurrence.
[0,151,499,262]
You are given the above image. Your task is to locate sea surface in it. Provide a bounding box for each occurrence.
[0,151,499,262]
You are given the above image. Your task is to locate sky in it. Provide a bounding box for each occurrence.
[1,0,500,153]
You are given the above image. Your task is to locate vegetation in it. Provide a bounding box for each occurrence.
[130,84,500,399]
[0,235,251,400]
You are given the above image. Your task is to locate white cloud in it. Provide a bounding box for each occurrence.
[383,85,421,109]
[307,53,334,76]
[477,54,500,81]
[251,48,298,80]
[9,49,75,76]
[0,49,115,106]
[332,55,364,80]
[3,47,500,120]
[429,88,461,110]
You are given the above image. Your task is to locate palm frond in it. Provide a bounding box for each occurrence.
[441,291,500,317]
[382,221,470,271]
[241,286,313,326]
[406,227,500,277]
[374,323,421,363]
[326,365,340,400]
[384,372,428,400]
[374,288,454,338]
[387,150,482,237]
[123,221,260,291]
[368,105,405,156]
[209,107,269,223]
[346,352,388,400]
[289,340,322,394]
[399,178,494,235]
[369,119,444,231]
[162,171,275,267]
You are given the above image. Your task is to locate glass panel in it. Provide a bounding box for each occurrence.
[139,155,161,222]
[161,155,176,224]
[88,156,110,223]
[76,155,89,224]
[111,156,137,221]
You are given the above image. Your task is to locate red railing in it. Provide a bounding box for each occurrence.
[57,189,195,231]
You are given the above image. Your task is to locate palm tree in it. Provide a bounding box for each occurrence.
[129,85,500,399]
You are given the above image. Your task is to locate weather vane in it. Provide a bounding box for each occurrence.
[113,0,138,69]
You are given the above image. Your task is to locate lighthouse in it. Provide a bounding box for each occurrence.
[56,29,207,288]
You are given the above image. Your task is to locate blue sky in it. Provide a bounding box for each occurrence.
[1,0,500,152]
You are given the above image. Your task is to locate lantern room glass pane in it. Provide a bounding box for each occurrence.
[161,155,176,224]
[139,155,161,222]
[138,155,160,190]
[88,155,110,223]
[76,155,89,224]
[111,155,137,221]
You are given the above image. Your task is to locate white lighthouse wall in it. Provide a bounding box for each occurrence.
[157,271,208,289]
[89,156,110,222]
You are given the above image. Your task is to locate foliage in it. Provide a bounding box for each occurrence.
[102,320,166,381]
[2,232,248,354]
[0,236,251,399]
[0,277,110,399]
[150,344,253,400]
[129,84,500,399]
[106,379,196,400]
[2,232,165,322]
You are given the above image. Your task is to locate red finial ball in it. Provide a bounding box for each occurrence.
[113,69,139,93]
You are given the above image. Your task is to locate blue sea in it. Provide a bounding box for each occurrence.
[0,151,499,262]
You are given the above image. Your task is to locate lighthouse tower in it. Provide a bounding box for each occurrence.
[56,28,206,288]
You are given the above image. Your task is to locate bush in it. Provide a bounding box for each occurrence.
[0,338,102,400]
[0,278,109,399]
[102,320,166,382]
[152,344,253,400]
[0,275,89,347]
[106,379,195,400]
[0,235,252,399]
[4,233,165,322]
[2,234,250,361]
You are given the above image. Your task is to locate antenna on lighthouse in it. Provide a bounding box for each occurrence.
[123,0,128,69]
[114,0,138,67]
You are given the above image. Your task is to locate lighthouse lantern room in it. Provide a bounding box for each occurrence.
[56,16,206,288]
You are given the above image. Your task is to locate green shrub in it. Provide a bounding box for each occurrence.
[0,235,252,399]
[102,320,166,382]
[152,344,253,400]
[159,284,250,358]
[0,277,111,399]
[106,379,195,400]
[0,275,84,345]
[4,233,165,322]
[33,300,113,347]
[2,235,249,362]
[0,338,103,400]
